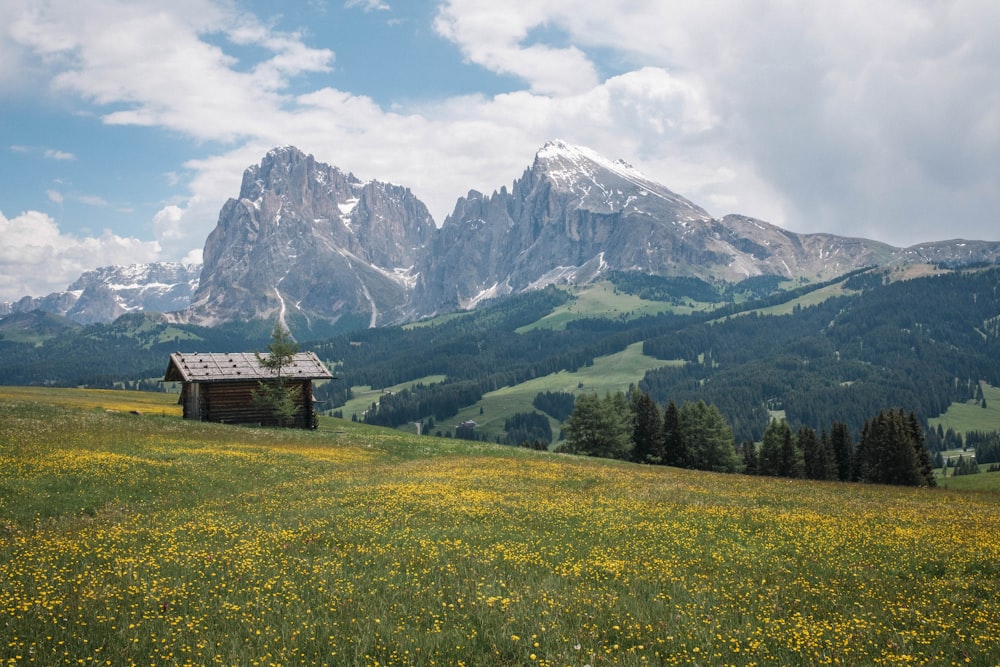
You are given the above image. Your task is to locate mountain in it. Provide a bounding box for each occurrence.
[5,141,1000,330]
[184,146,435,331]
[415,141,904,311]
[0,262,200,325]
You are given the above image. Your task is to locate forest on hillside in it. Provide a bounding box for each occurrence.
[324,267,1000,443]
[1,266,999,447]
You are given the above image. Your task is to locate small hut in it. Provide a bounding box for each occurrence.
[163,351,334,429]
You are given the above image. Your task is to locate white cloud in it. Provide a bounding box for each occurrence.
[0,210,161,300]
[43,148,75,160]
[77,194,109,207]
[46,189,64,204]
[427,0,1000,244]
[344,0,390,12]
[434,0,598,96]
[10,0,333,143]
[5,0,1000,278]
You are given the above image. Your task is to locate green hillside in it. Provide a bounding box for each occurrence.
[3,266,1000,450]
[929,382,1000,435]
[446,342,683,442]
[2,388,999,666]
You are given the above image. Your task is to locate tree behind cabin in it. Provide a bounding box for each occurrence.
[251,323,302,427]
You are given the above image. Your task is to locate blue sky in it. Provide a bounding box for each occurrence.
[2,0,999,300]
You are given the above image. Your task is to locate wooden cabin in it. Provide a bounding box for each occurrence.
[163,351,334,429]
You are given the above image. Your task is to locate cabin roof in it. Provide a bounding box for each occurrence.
[164,351,334,383]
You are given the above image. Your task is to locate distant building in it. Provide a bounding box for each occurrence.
[163,351,333,429]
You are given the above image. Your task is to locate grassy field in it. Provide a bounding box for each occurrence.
[338,376,448,423]
[929,382,1000,436]
[2,388,1000,666]
[515,283,703,333]
[0,386,182,416]
[446,343,682,442]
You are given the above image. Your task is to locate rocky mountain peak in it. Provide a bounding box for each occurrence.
[186,147,435,331]
[529,139,711,221]
[0,262,200,325]
[10,140,999,333]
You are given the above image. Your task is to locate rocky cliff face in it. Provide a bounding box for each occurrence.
[7,141,1000,330]
[0,263,200,325]
[413,141,902,312]
[185,146,435,328]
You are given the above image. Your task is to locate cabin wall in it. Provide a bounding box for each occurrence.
[180,382,201,420]
[181,380,317,429]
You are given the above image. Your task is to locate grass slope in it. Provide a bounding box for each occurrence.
[515,283,702,333]
[2,388,1000,666]
[450,342,682,442]
[929,382,1000,436]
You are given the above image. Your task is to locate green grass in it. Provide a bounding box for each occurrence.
[940,469,1000,491]
[401,311,473,330]
[516,283,706,332]
[0,385,182,416]
[3,388,1000,666]
[929,382,1000,435]
[446,342,682,442]
[339,375,448,422]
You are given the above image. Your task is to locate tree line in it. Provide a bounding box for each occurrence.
[560,389,937,487]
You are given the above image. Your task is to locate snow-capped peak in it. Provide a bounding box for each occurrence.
[536,139,656,186]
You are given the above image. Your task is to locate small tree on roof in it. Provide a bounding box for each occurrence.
[252,322,301,427]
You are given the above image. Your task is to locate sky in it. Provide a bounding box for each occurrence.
[2,0,999,300]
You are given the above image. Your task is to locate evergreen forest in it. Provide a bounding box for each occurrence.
[2,265,999,464]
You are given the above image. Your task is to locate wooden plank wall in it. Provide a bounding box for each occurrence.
[186,380,317,428]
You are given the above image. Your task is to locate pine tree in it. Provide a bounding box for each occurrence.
[800,425,833,480]
[907,411,937,487]
[778,422,805,478]
[879,410,920,486]
[251,322,302,427]
[661,400,687,467]
[829,421,854,482]
[759,418,806,478]
[678,400,740,473]
[741,439,759,475]
[561,392,632,460]
[856,410,933,486]
[630,390,663,464]
[758,418,789,477]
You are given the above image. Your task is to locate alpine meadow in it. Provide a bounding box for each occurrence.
[4,140,1000,667]
[2,388,1000,667]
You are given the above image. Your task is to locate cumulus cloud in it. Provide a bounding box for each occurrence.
[428,0,1000,244]
[0,210,161,300]
[4,0,999,279]
[434,0,599,96]
[10,0,333,143]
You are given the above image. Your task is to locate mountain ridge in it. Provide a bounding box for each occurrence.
[5,141,1000,329]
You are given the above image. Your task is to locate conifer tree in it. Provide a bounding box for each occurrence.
[251,322,302,427]
[907,411,937,487]
[779,421,805,478]
[678,400,740,473]
[855,409,935,486]
[880,409,921,486]
[630,390,664,464]
[661,400,687,467]
[759,418,792,477]
[800,425,834,480]
[829,421,854,482]
[853,419,876,482]
[741,439,759,475]
[561,392,632,459]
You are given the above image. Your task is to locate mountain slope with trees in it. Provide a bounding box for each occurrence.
[1,265,999,453]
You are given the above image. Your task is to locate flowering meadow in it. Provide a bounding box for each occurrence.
[2,390,1000,666]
